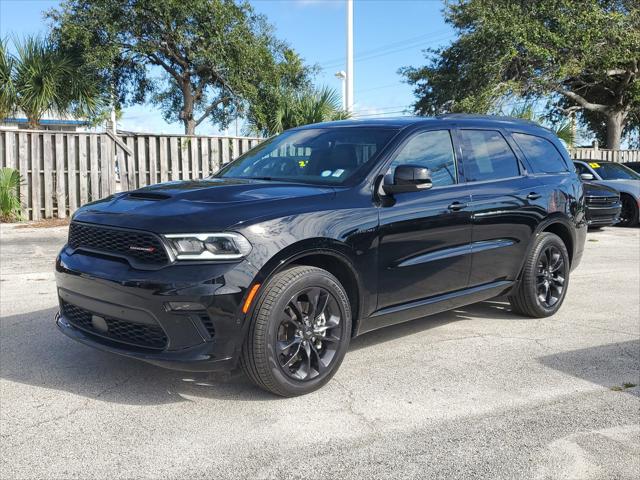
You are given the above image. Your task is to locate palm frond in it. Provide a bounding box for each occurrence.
[0,167,22,222]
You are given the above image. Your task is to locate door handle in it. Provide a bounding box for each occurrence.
[448,201,467,211]
[526,192,541,200]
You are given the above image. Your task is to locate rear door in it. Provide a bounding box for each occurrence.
[456,128,543,287]
[376,129,473,310]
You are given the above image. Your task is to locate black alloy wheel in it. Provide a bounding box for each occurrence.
[241,265,351,396]
[509,232,570,318]
[276,287,343,381]
[618,195,639,227]
[535,245,566,308]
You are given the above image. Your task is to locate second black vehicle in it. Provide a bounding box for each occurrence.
[55,115,587,396]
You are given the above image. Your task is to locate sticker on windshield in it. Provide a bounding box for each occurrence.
[589,162,601,168]
[321,170,332,177]
[332,169,345,177]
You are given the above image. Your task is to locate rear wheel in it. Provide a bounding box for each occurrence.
[241,266,351,397]
[509,232,570,318]
[618,194,639,227]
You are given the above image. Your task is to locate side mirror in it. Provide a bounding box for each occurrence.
[382,165,433,194]
[580,173,594,181]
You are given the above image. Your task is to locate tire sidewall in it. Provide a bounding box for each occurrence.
[259,269,352,396]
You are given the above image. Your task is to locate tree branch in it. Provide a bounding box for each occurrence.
[554,88,609,113]
[194,97,231,127]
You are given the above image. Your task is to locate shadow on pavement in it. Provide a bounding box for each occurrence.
[1,299,526,405]
[538,340,640,396]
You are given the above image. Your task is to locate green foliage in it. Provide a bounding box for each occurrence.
[2,36,105,128]
[48,0,314,135]
[0,168,22,222]
[400,0,640,148]
[250,86,350,136]
[0,39,16,120]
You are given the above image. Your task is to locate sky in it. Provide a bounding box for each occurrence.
[0,0,456,135]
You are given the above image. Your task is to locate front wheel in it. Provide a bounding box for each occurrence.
[241,266,351,397]
[618,194,639,227]
[509,232,570,318]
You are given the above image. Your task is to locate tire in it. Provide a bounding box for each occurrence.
[508,232,570,318]
[240,265,352,397]
[618,194,639,227]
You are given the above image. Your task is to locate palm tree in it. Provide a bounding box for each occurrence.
[508,103,575,147]
[0,39,16,121]
[12,36,103,129]
[262,86,350,135]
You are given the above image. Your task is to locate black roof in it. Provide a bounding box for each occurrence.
[296,114,549,132]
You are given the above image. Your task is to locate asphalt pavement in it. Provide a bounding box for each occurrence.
[0,223,638,479]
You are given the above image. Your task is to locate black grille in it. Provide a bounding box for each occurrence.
[198,314,216,339]
[586,195,619,207]
[61,302,167,350]
[68,222,169,265]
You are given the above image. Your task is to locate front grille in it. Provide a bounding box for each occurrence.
[586,195,619,207]
[68,222,169,265]
[61,302,168,350]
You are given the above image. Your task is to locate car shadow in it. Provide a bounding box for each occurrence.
[537,340,640,396]
[0,299,527,405]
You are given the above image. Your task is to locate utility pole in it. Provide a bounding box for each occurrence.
[335,71,347,110]
[346,0,354,113]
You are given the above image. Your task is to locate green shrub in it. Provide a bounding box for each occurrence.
[0,167,23,222]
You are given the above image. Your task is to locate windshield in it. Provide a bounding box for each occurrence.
[589,162,640,180]
[215,127,398,185]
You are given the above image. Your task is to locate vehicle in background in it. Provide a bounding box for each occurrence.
[623,161,640,174]
[573,160,640,227]
[582,181,621,229]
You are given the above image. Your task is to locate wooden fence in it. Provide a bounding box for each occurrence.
[0,129,261,221]
[570,147,640,163]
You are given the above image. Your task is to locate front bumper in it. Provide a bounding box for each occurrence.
[585,202,622,226]
[55,247,258,371]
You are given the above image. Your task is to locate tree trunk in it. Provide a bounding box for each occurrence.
[180,76,195,135]
[605,111,625,150]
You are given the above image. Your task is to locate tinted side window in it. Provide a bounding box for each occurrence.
[459,130,520,182]
[513,133,568,173]
[391,130,457,186]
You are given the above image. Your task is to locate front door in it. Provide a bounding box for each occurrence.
[376,129,474,311]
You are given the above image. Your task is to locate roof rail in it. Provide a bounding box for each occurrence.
[436,113,542,127]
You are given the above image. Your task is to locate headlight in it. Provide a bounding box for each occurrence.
[163,233,252,260]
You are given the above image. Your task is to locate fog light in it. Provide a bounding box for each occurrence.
[166,301,205,311]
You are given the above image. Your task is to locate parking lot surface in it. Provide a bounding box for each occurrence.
[1,224,639,479]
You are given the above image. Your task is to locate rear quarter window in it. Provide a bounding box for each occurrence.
[512,133,569,174]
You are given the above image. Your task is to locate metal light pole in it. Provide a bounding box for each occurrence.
[335,71,347,110]
[346,0,354,113]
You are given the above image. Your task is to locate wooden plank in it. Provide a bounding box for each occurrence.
[5,131,16,170]
[201,138,210,177]
[109,135,117,194]
[30,133,41,220]
[190,137,199,179]
[125,136,136,189]
[211,138,220,173]
[241,138,249,156]
[137,136,147,187]
[231,138,239,160]
[181,138,191,179]
[43,133,54,218]
[159,136,168,183]
[170,137,180,180]
[100,135,111,196]
[55,133,66,218]
[116,138,129,192]
[221,138,230,165]
[148,136,157,185]
[67,134,77,214]
[18,132,29,219]
[89,135,100,201]
[79,135,89,205]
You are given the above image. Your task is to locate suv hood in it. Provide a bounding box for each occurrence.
[594,179,640,197]
[72,178,336,233]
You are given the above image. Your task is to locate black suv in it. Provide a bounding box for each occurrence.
[55,115,587,396]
